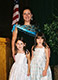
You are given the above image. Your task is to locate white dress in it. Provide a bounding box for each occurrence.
[30,47,52,80]
[9,53,30,80]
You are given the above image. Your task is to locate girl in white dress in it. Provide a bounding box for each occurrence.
[30,32,52,80]
[9,37,30,80]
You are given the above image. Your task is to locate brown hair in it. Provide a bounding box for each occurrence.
[33,32,48,51]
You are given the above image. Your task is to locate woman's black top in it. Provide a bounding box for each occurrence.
[12,24,37,53]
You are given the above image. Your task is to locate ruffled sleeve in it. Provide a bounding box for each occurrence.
[11,24,16,32]
[11,24,20,32]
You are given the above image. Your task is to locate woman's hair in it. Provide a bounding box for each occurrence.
[15,37,29,54]
[22,7,33,14]
[33,32,48,51]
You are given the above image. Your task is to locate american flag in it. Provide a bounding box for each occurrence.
[12,0,20,26]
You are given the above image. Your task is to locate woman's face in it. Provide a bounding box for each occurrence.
[16,40,25,50]
[36,36,44,45]
[23,9,32,22]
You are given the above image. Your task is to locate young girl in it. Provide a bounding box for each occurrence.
[30,32,52,80]
[9,37,30,80]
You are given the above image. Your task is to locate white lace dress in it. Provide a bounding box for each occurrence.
[9,53,30,80]
[30,47,52,80]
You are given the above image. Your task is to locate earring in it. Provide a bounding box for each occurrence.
[31,17,33,20]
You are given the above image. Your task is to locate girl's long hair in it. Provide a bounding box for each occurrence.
[33,32,48,51]
[15,37,29,54]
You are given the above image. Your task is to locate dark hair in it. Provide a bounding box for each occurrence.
[33,32,47,51]
[15,37,25,44]
[15,37,29,54]
[22,7,33,14]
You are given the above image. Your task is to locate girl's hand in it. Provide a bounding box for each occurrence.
[27,71,30,76]
[42,70,47,76]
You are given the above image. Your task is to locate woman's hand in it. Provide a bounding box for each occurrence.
[42,69,47,76]
[12,53,15,61]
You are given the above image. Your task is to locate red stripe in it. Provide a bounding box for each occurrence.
[14,8,19,13]
[12,4,20,26]
[12,15,19,20]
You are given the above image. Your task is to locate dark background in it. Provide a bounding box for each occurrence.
[0,1,58,79]
[0,0,58,66]
[0,0,58,38]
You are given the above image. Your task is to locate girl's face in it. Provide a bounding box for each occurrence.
[16,40,25,50]
[23,9,32,22]
[36,36,44,45]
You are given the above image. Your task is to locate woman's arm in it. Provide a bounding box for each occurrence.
[12,27,17,61]
[43,48,49,76]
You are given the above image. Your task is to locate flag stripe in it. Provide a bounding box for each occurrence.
[13,15,19,20]
[14,8,19,13]
[13,11,19,18]
[13,4,19,10]
[12,0,20,26]
[12,18,19,25]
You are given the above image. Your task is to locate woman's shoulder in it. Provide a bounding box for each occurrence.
[11,24,26,32]
[11,24,21,32]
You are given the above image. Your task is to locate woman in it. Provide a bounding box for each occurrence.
[11,8,37,61]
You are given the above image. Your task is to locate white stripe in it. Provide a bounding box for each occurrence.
[13,11,19,18]
[14,4,19,10]
[12,18,19,25]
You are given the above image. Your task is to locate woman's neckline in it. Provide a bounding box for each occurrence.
[24,24,31,26]
[24,22,31,25]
